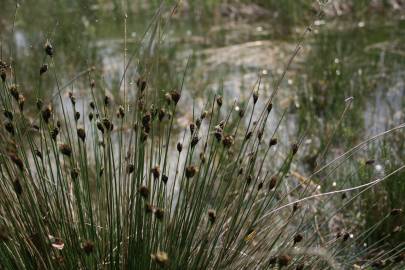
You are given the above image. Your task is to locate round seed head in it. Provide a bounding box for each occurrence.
[77,128,86,141]
[151,166,160,179]
[269,138,278,146]
[216,96,223,107]
[138,186,150,199]
[208,209,216,224]
[40,64,48,75]
[293,234,303,245]
[222,135,234,148]
[13,179,23,195]
[4,121,15,136]
[291,143,299,155]
[170,91,181,105]
[44,41,54,57]
[177,142,183,153]
[71,168,79,180]
[82,240,94,255]
[155,208,164,220]
[185,166,197,178]
[151,251,169,266]
[269,176,277,190]
[127,164,135,174]
[278,254,291,268]
[162,174,168,184]
[59,144,72,157]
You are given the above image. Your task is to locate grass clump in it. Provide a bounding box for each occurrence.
[0,2,404,270]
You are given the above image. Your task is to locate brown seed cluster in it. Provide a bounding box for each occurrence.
[151,251,169,266]
[185,166,197,178]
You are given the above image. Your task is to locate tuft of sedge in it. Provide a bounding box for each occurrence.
[71,168,79,180]
[177,142,183,153]
[185,166,197,178]
[162,174,168,184]
[51,127,59,141]
[41,106,52,123]
[77,128,86,142]
[18,95,25,111]
[155,208,164,220]
[40,64,48,75]
[269,176,277,190]
[293,234,303,245]
[127,164,135,174]
[291,143,299,155]
[269,138,277,146]
[44,40,54,57]
[216,96,223,108]
[222,135,234,148]
[82,240,94,255]
[59,144,72,157]
[208,209,216,224]
[151,166,160,179]
[13,179,23,195]
[151,251,169,266]
[9,154,24,171]
[4,121,15,136]
[169,91,181,105]
[138,186,150,199]
[278,254,292,268]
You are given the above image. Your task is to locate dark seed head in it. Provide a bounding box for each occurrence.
[136,78,147,92]
[253,90,259,104]
[222,135,234,148]
[245,131,253,141]
[59,144,72,157]
[158,108,165,121]
[18,95,25,111]
[51,127,59,141]
[4,121,15,136]
[126,164,135,174]
[185,166,197,178]
[90,101,95,110]
[267,102,273,113]
[391,208,403,216]
[155,208,164,220]
[191,136,199,148]
[89,113,94,121]
[142,112,151,128]
[269,176,277,190]
[13,179,23,195]
[151,251,169,266]
[102,118,113,131]
[291,143,299,155]
[90,80,95,89]
[96,121,104,133]
[35,150,43,160]
[257,182,263,190]
[77,128,86,141]
[74,111,80,121]
[82,240,94,255]
[138,186,150,199]
[42,106,52,123]
[104,96,111,107]
[9,85,19,100]
[71,168,79,180]
[162,174,168,184]
[189,122,196,135]
[44,41,54,57]
[9,154,24,171]
[170,91,181,105]
[216,96,223,107]
[293,234,303,245]
[145,203,153,213]
[365,159,375,165]
[200,110,208,120]
[0,69,6,82]
[342,232,350,241]
[278,254,291,268]
[269,138,278,146]
[177,142,183,153]
[208,209,216,224]
[40,64,48,75]
[151,166,160,179]
[3,110,13,121]
[0,226,9,242]
[296,263,305,270]
[293,202,299,213]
